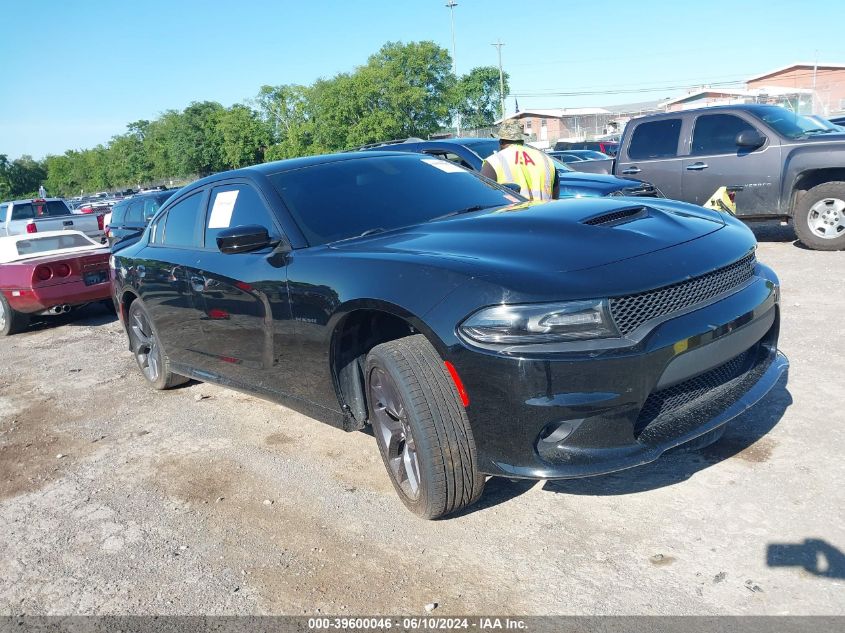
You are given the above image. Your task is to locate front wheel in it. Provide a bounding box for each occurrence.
[794,182,845,250]
[0,293,29,336]
[366,335,484,519]
[127,300,188,390]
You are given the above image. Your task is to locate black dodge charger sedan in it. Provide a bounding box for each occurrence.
[111,151,788,519]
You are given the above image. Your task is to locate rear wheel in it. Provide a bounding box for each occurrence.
[127,300,187,390]
[0,293,29,336]
[794,182,845,251]
[366,335,484,519]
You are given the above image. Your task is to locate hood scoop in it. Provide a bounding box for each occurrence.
[583,206,648,226]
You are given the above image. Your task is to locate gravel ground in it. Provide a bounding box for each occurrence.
[0,222,842,616]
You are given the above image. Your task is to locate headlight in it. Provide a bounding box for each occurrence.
[459,299,619,344]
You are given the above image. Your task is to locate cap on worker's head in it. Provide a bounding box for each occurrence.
[496,119,527,141]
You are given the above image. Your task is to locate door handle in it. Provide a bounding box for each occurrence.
[686,162,709,171]
[621,167,641,175]
[190,276,206,292]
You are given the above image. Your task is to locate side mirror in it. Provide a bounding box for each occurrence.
[736,130,766,149]
[502,182,522,193]
[217,224,272,254]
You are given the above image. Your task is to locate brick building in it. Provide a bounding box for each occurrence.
[500,108,613,148]
[745,63,845,115]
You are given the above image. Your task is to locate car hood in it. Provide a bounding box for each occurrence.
[557,170,643,194]
[329,197,726,275]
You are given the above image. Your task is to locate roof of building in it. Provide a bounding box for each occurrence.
[601,99,668,114]
[663,85,813,107]
[746,63,845,83]
[499,107,611,122]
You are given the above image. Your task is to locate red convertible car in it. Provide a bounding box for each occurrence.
[0,230,112,335]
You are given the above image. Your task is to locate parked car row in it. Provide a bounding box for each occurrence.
[362,137,661,198]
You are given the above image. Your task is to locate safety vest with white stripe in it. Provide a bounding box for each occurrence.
[484,144,556,202]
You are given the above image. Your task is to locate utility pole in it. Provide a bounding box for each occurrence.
[446,1,461,135]
[812,50,818,114]
[492,39,506,119]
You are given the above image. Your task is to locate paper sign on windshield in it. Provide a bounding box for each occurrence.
[421,158,465,173]
[208,190,239,228]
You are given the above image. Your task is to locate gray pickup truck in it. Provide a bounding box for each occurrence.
[567,104,845,250]
[0,198,105,242]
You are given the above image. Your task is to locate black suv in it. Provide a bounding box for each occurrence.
[108,190,176,247]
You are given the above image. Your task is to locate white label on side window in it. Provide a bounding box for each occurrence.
[208,190,239,228]
[421,158,465,173]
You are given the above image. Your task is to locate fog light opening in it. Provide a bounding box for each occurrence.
[538,420,576,444]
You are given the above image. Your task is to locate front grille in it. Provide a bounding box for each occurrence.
[609,252,756,336]
[584,207,647,226]
[635,347,755,435]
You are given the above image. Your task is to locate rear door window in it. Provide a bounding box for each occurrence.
[110,201,129,225]
[143,196,166,222]
[161,192,203,248]
[124,199,145,225]
[628,119,682,160]
[203,184,279,248]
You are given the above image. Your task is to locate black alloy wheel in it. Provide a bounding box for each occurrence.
[127,300,187,390]
[366,334,485,519]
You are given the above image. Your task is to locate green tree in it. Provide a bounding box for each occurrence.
[309,41,456,151]
[0,154,10,199]
[255,84,314,159]
[455,66,510,129]
[3,155,47,198]
[216,104,270,169]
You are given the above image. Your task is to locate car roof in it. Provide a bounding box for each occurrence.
[633,103,792,121]
[185,151,425,188]
[5,198,66,205]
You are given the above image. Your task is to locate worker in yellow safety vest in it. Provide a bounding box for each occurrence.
[481,119,559,201]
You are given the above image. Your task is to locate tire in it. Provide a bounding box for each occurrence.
[793,181,845,251]
[127,300,188,390]
[365,335,484,519]
[0,293,29,336]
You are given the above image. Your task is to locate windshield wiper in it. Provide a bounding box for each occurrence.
[800,128,830,136]
[357,227,386,237]
[428,204,500,222]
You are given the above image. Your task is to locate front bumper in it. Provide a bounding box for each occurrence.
[449,274,787,479]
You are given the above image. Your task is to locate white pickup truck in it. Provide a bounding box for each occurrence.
[0,198,105,242]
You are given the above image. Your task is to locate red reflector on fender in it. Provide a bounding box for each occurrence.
[444,361,469,408]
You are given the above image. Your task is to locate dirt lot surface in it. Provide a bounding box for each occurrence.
[0,224,842,616]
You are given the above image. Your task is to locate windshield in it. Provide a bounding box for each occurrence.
[15,233,96,255]
[581,150,610,159]
[751,106,837,139]
[269,154,522,246]
[548,156,574,171]
[461,140,500,159]
[807,115,841,131]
